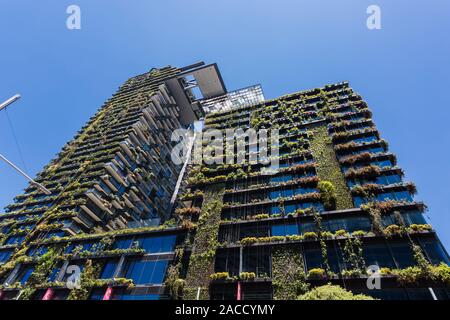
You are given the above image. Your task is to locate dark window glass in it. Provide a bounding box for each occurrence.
[421,239,450,265]
[17,265,34,285]
[5,235,24,245]
[304,246,322,270]
[120,293,160,300]
[243,247,271,277]
[89,288,105,300]
[214,248,240,276]
[0,249,13,263]
[363,243,396,268]
[390,242,415,268]
[406,288,434,300]
[271,223,298,236]
[298,221,316,234]
[113,238,133,250]
[122,258,169,285]
[137,235,176,253]
[100,260,119,279]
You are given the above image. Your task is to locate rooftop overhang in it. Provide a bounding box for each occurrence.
[165,62,227,125]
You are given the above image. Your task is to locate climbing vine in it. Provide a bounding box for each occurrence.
[164,248,185,300]
[341,237,366,275]
[183,183,225,300]
[67,259,102,300]
[18,247,62,300]
[272,246,309,300]
[313,212,330,273]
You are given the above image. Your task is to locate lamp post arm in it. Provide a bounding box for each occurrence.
[0,153,51,195]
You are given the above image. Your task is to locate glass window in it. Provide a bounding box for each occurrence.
[283,188,294,198]
[269,190,281,200]
[298,222,316,234]
[122,258,169,285]
[214,248,240,276]
[421,239,450,265]
[137,235,176,253]
[327,244,344,273]
[5,235,25,245]
[100,260,119,279]
[52,289,69,300]
[120,293,160,300]
[17,265,34,285]
[48,264,61,282]
[363,243,396,268]
[406,288,434,300]
[304,246,322,270]
[243,247,271,277]
[376,160,392,168]
[271,223,298,236]
[113,238,133,250]
[270,205,282,215]
[239,224,269,240]
[285,204,296,214]
[28,246,48,258]
[403,211,427,225]
[390,242,415,268]
[89,288,105,300]
[0,249,13,263]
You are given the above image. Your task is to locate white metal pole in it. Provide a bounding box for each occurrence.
[429,287,438,300]
[0,94,51,195]
[0,94,21,111]
[0,153,51,195]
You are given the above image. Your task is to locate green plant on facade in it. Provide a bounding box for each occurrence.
[341,237,366,274]
[389,244,450,286]
[239,272,256,281]
[308,126,353,210]
[306,268,327,279]
[164,248,185,300]
[313,212,331,273]
[317,181,337,210]
[67,259,102,300]
[183,183,225,300]
[17,247,62,300]
[297,283,374,300]
[209,272,230,280]
[272,247,309,300]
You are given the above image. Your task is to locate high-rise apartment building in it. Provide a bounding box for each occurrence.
[0,62,449,300]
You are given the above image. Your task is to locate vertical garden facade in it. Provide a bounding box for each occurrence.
[0,62,221,300]
[0,63,449,300]
[181,81,450,300]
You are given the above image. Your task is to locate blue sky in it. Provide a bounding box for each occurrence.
[0,1,449,249]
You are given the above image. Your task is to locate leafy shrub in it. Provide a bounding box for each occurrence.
[239,272,256,281]
[286,235,304,242]
[321,231,334,239]
[380,267,392,275]
[318,181,337,210]
[383,224,402,236]
[252,213,270,220]
[334,229,349,237]
[351,230,367,237]
[341,269,362,277]
[303,232,318,240]
[240,237,258,246]
[298,283,375,300]
[307,268,326,279]
[408,224,432,232]
[210,272,230,280]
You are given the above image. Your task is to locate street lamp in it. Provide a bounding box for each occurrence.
[0,94,52,195]
[0,94,21,111]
